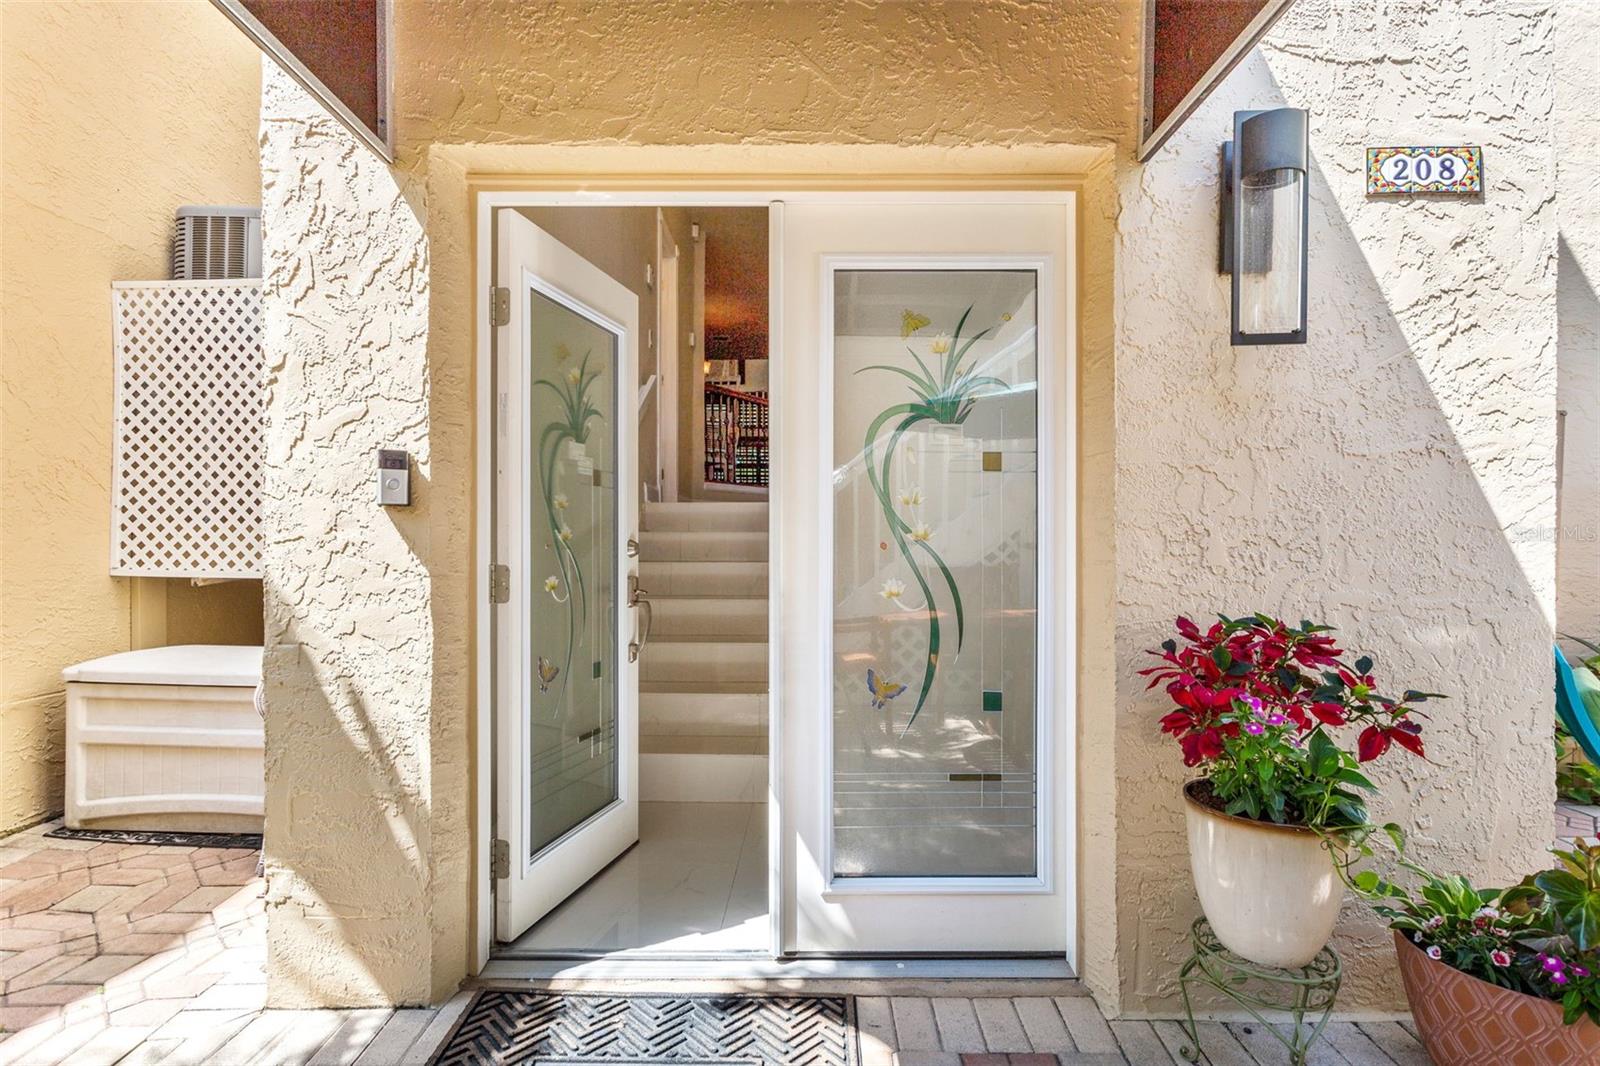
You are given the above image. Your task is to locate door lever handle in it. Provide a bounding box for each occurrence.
[628,573,652,663]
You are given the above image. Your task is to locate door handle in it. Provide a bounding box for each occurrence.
[627,573,652,663]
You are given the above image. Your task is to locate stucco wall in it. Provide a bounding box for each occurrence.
[1113,0,1557,1015]
[257,0,1559,1018]
[1555,2,1599,651]
[0,0,264,836]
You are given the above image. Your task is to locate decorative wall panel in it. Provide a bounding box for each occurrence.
[111,280,263,578]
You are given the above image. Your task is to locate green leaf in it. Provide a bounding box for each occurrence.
[1308,731,1339,778]
[1355,655,1374,674]
[1212,647,1233,669]
[1335,767,1377,792]
[1535,869,1600,950]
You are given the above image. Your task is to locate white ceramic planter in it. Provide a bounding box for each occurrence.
[1183,780,1342,968]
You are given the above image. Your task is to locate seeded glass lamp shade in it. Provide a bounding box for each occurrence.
[1220,108,1310,346]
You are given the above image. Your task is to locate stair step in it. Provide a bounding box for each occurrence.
[640,752,766,802]
[639,530,766,563]
[640,691,766,736]
[641,734,769,756]
[642,680,767,695]
[639,561,767,598]
[641,641,767,685]
[643,501,768,532]
[649,597,768,640]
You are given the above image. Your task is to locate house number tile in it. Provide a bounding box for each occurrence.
[1366,145,1482,195]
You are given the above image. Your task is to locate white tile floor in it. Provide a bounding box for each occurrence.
[498,801,767,955]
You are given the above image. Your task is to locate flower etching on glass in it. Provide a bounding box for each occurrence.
[859,305,1008,734]
[535,349,603,706]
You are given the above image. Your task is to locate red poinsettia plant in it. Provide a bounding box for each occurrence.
[1143,613,1442,831]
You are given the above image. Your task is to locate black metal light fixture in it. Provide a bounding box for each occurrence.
[1219,108,1309,346]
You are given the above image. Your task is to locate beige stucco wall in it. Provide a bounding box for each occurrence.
[257,0,1559,1017]
[1113,0,1558,1015]
[1555,1,1599,651]
[0,0,264,836]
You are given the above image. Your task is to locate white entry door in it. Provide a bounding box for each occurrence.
[495,211,641,942]
[774,200,1075,956]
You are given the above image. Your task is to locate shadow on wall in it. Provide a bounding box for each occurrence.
[258,60,442,1007]
[1115,48,1555,1016]
[1557,237,1600,651]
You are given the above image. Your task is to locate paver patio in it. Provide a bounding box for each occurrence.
[0,819,1440,1064]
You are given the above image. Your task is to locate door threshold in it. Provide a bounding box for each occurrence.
[478,955,1078,983]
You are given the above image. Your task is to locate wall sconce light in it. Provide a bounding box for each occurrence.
[1220,108,1309,346]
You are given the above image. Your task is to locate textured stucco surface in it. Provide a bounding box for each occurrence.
[0,0,264,836]
[1113,0,1558,1015]
[258,0,1561,1019]
[1555,2,1599,650]
[396,0,1136,157]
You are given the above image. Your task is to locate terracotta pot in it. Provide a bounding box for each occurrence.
[1393,930,1600,1065]
[1182,780,1341,968]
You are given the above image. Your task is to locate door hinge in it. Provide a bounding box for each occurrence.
[491,838,510,879]
[489,563,510,604]
[491,286,510,327]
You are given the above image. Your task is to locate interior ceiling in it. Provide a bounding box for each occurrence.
[692,208,768,359]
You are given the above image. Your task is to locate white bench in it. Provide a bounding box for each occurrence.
[62,645,264,832]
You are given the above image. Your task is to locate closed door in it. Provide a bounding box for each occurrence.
[774,201,1075,955]
[494,210,642,942]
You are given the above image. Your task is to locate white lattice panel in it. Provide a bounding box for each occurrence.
[111,280,263,578]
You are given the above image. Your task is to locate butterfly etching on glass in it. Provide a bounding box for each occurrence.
[866,668,908,711]
[537,656,560,694]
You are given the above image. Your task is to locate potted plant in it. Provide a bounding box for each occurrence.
[1345,831,1600,1065]
[1141,613,1439,967]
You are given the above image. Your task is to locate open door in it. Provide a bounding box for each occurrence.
[494,211,642,942]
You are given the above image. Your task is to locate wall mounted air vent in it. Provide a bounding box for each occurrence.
[172,206,262,280]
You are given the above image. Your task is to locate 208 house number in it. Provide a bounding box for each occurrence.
[1367,146,1483,195]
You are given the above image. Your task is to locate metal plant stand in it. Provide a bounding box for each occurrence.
[1177,917,1342,1066]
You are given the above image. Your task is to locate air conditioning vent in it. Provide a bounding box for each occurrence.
[172,206,261,280]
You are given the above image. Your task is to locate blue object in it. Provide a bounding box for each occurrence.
[1556,645,1600,767]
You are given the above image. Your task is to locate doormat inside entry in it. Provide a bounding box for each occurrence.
[431,991,857,1065]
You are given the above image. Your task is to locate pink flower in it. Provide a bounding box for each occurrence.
[1426,945,1443,961]
[1244,722,1265,736]
[1266,713,1287,726]
[1576,965,1592,978]
[1544,956,1566,974]
[1553,971,1570,986]
[1491,950,1511,967]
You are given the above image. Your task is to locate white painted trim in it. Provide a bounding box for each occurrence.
[766,200,786,959]
[814,254,1058,898]
[474,200,494,973]
[478,191,1085,209]
[474,188,1079,975]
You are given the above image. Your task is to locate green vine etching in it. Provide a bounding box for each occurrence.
[535,349,603,708]
[857,306,1007,735]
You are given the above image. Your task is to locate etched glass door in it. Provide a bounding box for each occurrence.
[526,289,619,858]
[495,211,640,943]
[775,202,1074,956]
[831,269,1039,880]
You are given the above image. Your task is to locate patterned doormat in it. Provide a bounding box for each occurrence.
[431,991,857,1065]
[44,826,262,849]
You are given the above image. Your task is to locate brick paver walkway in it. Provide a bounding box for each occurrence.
[0,819,1433,1065]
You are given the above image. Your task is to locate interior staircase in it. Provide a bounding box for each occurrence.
[637,500,769,801]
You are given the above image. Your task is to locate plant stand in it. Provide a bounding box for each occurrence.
[1177,916,1342,1066]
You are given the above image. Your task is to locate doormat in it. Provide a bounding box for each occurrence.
[431,991,857,1065]
[44,826,262,849]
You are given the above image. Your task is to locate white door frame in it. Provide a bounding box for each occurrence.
[474,188,1078,973]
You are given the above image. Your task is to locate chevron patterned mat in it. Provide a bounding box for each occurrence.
[431,991,857,1065]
